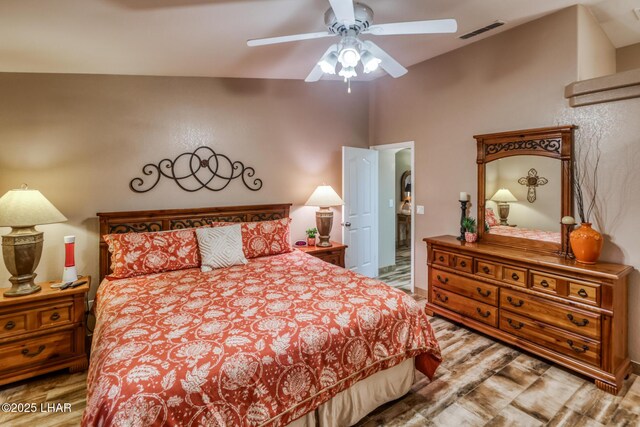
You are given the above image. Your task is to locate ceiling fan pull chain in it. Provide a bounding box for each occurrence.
[348,78,351,94]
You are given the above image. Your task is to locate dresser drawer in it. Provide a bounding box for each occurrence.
[476,260,498,279]
[432,287,498,327]
[0,313,28,338]
[569,282,600,306]
[502,266,527,287]
[500,311,601,367]
[431,269,498,306]
[0,331,74,373]
[433,250,452,267]
[531,272,558,295]
[453,255,473,273]
[501,289,601,340]
[37,304,72,329]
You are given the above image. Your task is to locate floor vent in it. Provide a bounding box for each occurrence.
[459,21,505,40]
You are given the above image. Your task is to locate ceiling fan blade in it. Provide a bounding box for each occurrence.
[364,18,458,36]
[305,44,339,82]
[328,0,355,24]
[247,31,334,47]
[305,65,325,83]
[362,41,407,78]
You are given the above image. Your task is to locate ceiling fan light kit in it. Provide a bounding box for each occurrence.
[247,0,458,90]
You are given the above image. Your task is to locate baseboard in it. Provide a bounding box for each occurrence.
[378,265,396,275]
[632,360,640,375]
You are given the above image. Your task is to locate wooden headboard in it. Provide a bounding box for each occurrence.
[97,203,292,281]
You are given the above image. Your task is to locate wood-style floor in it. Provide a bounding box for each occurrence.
[1,303,638,427]
[377,248,411,292]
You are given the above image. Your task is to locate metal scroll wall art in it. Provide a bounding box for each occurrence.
[130,146,263,193]
[518,168,548,203]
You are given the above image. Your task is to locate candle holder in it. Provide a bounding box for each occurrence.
[457,200,469,241]
[560,223,576,259]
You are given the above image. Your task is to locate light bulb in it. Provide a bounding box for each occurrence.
[318,51,338,74]
[338,47,360,68]
[361,50,381,73]
[338,66,357,79]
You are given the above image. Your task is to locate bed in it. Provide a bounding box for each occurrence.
[83,204,441,427]
[488,225,561,244]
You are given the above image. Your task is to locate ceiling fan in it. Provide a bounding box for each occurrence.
[247,0,457,87]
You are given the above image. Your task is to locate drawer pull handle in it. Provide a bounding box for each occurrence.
[437,275,449,284]
[476,287,491,298]
[21,345,45,358]
[50,312,61,321]
[577,288,589,298]
[567,340,588,353]
[507,318,524,329]
[476,307,491,318]
[4,321,15,330]
[511,272,520,281]
[482,266,491,274]
[566,314,589,327]
[540,280,550,288]
[438,256,445,262]
[506,296,524,307]
[460,261,467,268]
[435,293,449,303]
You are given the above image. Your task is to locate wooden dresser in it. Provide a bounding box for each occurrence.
[0,278,89,386]
[425,236,632,394]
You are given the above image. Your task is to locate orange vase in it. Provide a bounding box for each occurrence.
[570,223,603,265]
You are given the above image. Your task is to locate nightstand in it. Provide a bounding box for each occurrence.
[297,242,347,267]
[0,276,90,386]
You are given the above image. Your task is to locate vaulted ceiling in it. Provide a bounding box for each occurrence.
[0,0,636,80]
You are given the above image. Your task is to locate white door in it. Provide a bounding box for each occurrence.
[342,146,378,277]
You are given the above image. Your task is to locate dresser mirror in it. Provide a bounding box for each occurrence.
[475,126,575,254]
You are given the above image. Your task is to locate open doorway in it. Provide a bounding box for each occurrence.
[371,142,414,293]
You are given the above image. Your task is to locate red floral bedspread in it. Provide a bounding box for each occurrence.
[82,251,441,427]
[489,225,561,244]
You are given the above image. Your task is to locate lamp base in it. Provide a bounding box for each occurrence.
[316,208,333,248]
[497,202,511,226]
[2,227,44,298]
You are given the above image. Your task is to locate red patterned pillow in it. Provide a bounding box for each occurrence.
[210,218,292,259]
[104,229,200,279]
[486,208,499,227]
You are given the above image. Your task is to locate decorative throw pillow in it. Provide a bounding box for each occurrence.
[210,218,293,259]
[196,225,247,271]
[485,208,499,227]
[104,229,200,279]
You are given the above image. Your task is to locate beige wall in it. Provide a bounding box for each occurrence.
[370,5,640,362]
[617,43,640,73]
[0,73,369,298]
[378,149,397,269]
[577,5,616,80]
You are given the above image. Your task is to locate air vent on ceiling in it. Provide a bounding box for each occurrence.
[459,21,505,40]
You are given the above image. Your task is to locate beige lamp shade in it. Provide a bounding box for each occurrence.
[0,187,67,227]
[305,185,344,207]
[490,188,518,203]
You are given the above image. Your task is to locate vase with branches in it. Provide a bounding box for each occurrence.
[571,135,603,264]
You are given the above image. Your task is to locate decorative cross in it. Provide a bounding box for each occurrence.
[518,168,548,203]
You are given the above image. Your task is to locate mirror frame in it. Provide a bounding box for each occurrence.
[474,125,575,255]
[400,170,411,201]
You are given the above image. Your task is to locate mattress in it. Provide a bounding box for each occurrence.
[82,250,441,426]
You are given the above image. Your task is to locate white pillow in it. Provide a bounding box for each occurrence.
[196,225,247,272]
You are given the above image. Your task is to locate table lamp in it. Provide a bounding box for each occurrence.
[0,185,67,297]
[305,185,344,247]
[490,188,517,226]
